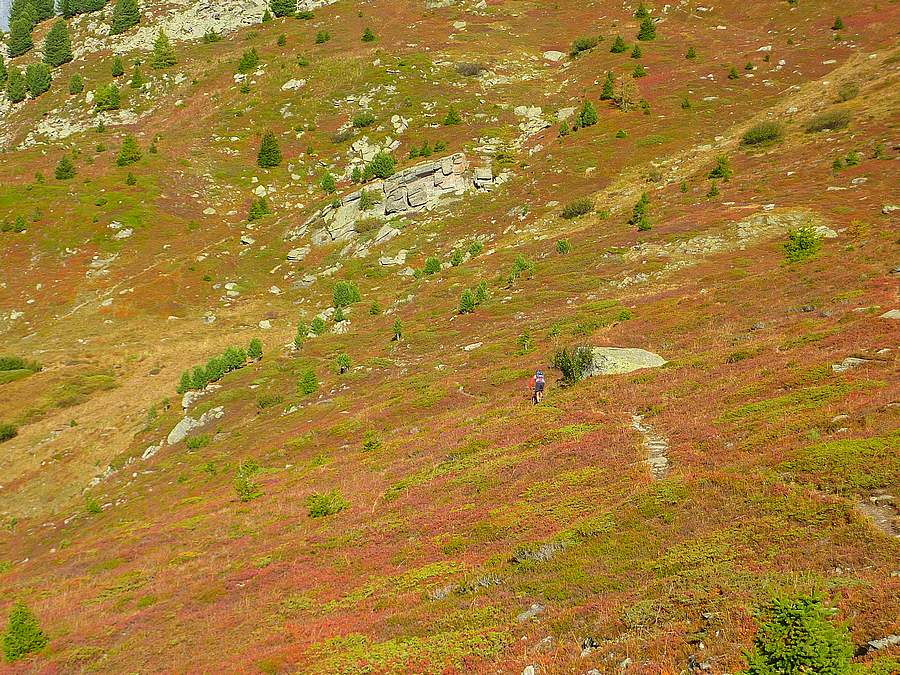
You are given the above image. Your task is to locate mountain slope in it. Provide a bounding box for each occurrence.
[0,0,898,672]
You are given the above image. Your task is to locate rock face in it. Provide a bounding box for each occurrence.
[167,406,225,445]
[306,153,485,245]
[586,347,667,376]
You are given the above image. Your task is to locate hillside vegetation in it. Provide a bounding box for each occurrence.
[0,0,898,672]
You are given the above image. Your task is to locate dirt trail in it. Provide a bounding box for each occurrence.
[631,414,670,480]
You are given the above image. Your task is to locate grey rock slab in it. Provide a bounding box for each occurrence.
[586,347,667,376]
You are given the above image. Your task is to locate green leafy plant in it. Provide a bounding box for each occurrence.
[2,601,48,662]
[306,490,348,517]
[234,460,262,502]
[784,227,821,263]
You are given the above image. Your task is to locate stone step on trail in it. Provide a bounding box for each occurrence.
[632,414,670,480]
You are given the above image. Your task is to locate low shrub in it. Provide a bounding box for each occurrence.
[784,227,821,263]
[570,35,600,56]
[0,423,18,443]
[804,109,851,133]
[561,198,593,219]
[552,346,594,385]
[306,490,348,517]
[741,121,783,146]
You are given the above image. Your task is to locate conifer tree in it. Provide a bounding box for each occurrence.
[150,30,176,69]
[111,56,124,77]
[600,71,615,100]
[256,130,282,167]
[2,601,48,662]
[6,69,27,103]
[60,0,74,17]
[33,0,55,22]
[54,155,76,179]
[116,135,142,166]
[634,1,649,18]
[320,172,336,193]
[129,65,144,88]
[578,100,598,127]
[43,20,73,67]
[637,16,656,40]
[8,18,35,58]
[110,0,140,35]
[94,82,120,110]
[0,55,7,85]
[610,35,627,53]
[25,62,51,97]
[269,0,294,17]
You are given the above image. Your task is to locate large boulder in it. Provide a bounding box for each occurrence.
[585,348,666,376]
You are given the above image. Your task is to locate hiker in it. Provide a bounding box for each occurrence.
[529,369,545,404]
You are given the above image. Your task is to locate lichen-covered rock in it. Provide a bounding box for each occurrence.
[586,348,666,376]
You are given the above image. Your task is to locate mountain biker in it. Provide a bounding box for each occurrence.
[529,369,545,404]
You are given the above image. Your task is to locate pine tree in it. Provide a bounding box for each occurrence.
[247,338,263,360]
[0,55,7,85]
[256,130,282,167]
[150,30,176,69]
[320,172,336,193]
[269,0,294,17]
[686,46,697,59]
[110,0,140,35]
[610,35,627,53]
[116,135,142,166]
[832,16,844,30]
[261,8,272,22]
[578,100,598,127]
[637,16,656,40]
[2,601,48,662]
[43,21,73,68]
[629,192,651,231]
[129,65,144,88]
[6,69,27,103]
[111,56,124,77]
[25,62,51,98]
[634,1,649,18]
[33,0,55,22]
[600,71,615,100]
[443,107,462,125]
[631,44,642,58]
[54,155,76,179]
[60,0,74,17]
[8,18,35,58]
[708,154,732,181]
[361,27,375,42]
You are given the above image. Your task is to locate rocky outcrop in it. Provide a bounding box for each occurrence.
[303,153,490,246]
[167,406,225,445]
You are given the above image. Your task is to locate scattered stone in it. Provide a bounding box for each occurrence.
[287,246,311,261]
[463,342,482,351]
[832,357,872,373]
[860,634,900,654]
[580,636,599,657]
[517,603,545,622]
[750,321,765,331]
[258,319,272,329]
[879,309,900,320]
[141,443,161,460]
[522,666,536,675]
[543,50,566,62]
[240,234,256,245]
[281,78,306,91]
[882,204,899,215]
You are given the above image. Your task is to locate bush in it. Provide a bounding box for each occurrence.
[610,35,627,53]
[392,319,403,341]
[185,434,210,449]
[2,601,47,662]
[468,241,484,257]
[95,83,121,111]
[352,111,375,128]
[686,46,697,59]
[443,107,462,125]
[320,172,336,193]
[708,154,732,181]
[570,35,599,56]
[450,249,463,266]
[335,353,351,374]
[298,368,318,395]
[116,135,141,166]
[455,62,485,76]
[314,30,330,44]
[238,47,259,73]
[69,75,84,94]
[0,424,18,443]
[561,198,593,219]
[784,226,821,263]
[743,595,852,674]
[361,27,375,42]
[556,239,571,254]
[234,460,261,502]
[333,280,361,307]
[804,109,851,133]
[628,192,651,230]
[727,66,740,80]
[247,338,263,360]
[632,64,647,78]
[552,346,593,385]
[637,16,656,40]
[423,257,441,275]
[310,317,327,335]
[363,152,395,180]
[111,56,124,77]
[248,196,270,221]
[362,430,381,452]
[306,490,348,518]
[458,289,476,314]
[741,121,783,146]
[836,82,858,102]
